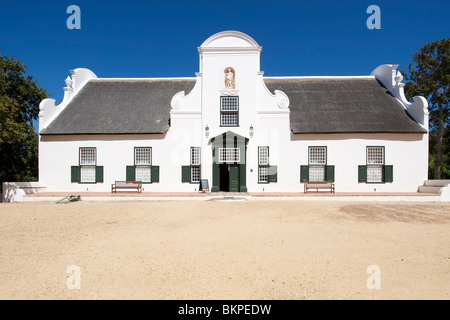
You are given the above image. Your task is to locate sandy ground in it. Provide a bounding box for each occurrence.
[0,200,449,300]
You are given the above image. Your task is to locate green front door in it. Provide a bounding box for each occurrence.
[229,164,239,192]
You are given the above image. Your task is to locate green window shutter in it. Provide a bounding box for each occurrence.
[151,166,160,183]
[126,165,135,181]
[383,165,393,182]
[95,166,103,183]
[71,166,80,182]
[300,165,309,182]
[268,165,278,183]
[358,165,367,182]
[181,166,191,183]
[325,165,335,182]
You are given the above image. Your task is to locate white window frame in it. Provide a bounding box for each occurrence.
[135,166,152,183]
[191,166,200,183]
[218,148,240,163]
[309,166,326,182]
[134,147,152,183]
[309,146,327,165]
[191,147,201,166]
[190,147,201,183]
[79,147,96,183]
[308,146,327,181]
[80,147,96,166]
[258,146,270,183]
[135,147,152,166]
[220,96,239,111]
[367,146,384,165]
[80,165,96,183]
[220,96,239,126]
[259,166,269,183]
[258,146,269,166]
[367,146,384,183]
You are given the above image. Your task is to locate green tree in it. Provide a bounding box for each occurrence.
[403,38,450,179]
[0,54,47,190]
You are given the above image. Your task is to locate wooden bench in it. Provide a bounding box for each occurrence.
[111,181,142,193]
[304,181,335,193]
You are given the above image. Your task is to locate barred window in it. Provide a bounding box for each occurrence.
[258,147,269,166]
[309,147,326,165]
[191,147,201,166]
[135,147,152,165]
[367,147,384,165]
[191,166,200,183]
[219,148,240,163]
[80,148,96,165]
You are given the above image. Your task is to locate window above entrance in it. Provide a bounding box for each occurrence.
[218,148,240,163]
[220,96,239,127]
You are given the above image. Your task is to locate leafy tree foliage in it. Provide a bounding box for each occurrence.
[403,38,449,179]
[0,54,47,189]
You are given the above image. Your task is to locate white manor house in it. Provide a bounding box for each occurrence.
[34,31,431,194]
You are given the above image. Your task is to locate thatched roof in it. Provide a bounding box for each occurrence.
[264,77,426,134]
[41,76,426,136]
[40,79,196,135]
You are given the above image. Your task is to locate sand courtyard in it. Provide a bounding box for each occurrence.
[0,200,449,300]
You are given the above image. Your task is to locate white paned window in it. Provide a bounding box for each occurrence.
[259,166,268,183]
[219,148,240,163]
[367,166,383,183]
[367,147,384,165]
[135,147,152,165]
[367,147,384,183]
[258,147,269,165]
[80,166,96,183]
[309,166,325,181]
[220,113,238,126]
[308,147,326,181]
[135,166,151,183]
[134,147,152,183]
[309,147,326,165]
[220,96,239,126]
[80,148,96,165]
[220,96,239,111]
[79,148,96,183]
[191,166,200,183]
[191,147,201,166]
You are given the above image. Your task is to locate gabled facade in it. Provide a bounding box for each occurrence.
[38,31,429,193]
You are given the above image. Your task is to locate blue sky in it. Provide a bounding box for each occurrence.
[1,0,449,104]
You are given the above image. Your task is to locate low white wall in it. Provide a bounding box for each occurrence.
[2,182,46,202]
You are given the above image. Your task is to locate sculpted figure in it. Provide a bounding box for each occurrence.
[224,67,235,89]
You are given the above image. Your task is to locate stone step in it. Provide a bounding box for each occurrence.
[418,186,442,194]
[423,180,450,187]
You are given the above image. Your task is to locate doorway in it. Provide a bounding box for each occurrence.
[219,164,240,192]
[211,131,248,193]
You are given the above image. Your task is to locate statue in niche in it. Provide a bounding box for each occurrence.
[224,67,235,90]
